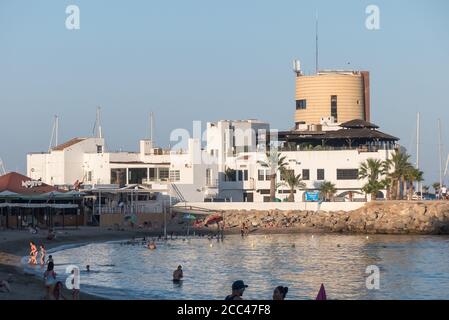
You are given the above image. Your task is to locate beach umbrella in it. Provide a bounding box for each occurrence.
[182,214,197,236]
[182,214,197,220]
[205,214,223,225]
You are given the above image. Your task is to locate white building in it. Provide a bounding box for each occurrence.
[27,118,398,203]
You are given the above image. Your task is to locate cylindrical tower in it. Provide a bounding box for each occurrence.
[294,71,370,128]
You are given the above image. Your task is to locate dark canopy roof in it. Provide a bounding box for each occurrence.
[279,128,398,141]
[340,119,379,129]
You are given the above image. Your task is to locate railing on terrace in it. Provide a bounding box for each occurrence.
[95,203,163,214]
[278,145,395,152]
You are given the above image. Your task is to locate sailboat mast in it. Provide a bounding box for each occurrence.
[438,118,443,198]
[416,112,420,196]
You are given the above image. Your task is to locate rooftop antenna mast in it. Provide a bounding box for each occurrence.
[150,112,154,142]
[48,115,59,152]
[95,106,102,138]
[315,12,319,74]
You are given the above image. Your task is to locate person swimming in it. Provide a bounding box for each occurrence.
[172,265,183,282]
[273,286,289,300]
[148,241,157,250]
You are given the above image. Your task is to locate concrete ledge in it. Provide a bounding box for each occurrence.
[175,201,366,212]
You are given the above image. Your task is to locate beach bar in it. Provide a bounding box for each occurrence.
[0,172,85,229]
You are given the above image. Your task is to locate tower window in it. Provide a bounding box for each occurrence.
[331,95,338,121]
[296,99,307,110]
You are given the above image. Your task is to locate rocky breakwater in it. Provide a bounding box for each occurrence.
[221,201,449,235]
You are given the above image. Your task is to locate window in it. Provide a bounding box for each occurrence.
[337,169,359,180]
[331,95,338,121]
[206,168,212,186]
[128,168,147,184]
[149,168,156,181]
[97,145,103,153]
[259,189,270,195]
[263,196,271,202]
[317,169,325,181]
[159,168,169,181]
[258,170,265,181]
[225,169,236,182]
[87,171,92,182]
[302,169,310,181]
[296,99,307,110]
[111,169,126,186]
[237,170,248,181]
[169,170,180,182]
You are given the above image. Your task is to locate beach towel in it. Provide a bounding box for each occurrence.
[315,284,327,300]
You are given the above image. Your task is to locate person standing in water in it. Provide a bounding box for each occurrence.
[173,265,183,281]
[29,242,38,265]
[39,245,46,265]
[225,280,248,301]
[273,286,289,300]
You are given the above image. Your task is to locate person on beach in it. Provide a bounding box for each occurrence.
[273,286,288,300]
[39,245,46,265]
[53,281,67,300]
[86,265,90,272]
[173,265,183,281]
[47,255,54,265]
[29,242,38,265]
[225,280,248,301]
[44,262,57,300]
[241,223,246,237]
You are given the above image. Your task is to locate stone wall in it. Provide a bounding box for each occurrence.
[219,201,449,235]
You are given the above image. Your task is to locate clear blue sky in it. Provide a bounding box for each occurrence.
[1,0,448,186]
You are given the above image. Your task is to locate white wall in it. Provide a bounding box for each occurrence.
[175,201,366,212]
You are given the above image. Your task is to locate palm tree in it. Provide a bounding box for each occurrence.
[257,150,288,202]
[319,181,336,202]
[281,169,306,202]
[362,180,384,200]
[359,158,384,182]
[359,159,385,199]
[384,150,413,200]
[422,185,430,195]
[405,167,424,200]
[432,182,441,195]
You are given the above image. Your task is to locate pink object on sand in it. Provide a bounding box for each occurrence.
[316,284,327,300]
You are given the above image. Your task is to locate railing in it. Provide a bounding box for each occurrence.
[278,145,395,152]
[95,203,162,215]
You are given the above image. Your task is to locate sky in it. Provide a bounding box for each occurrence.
[0,0,448,186]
